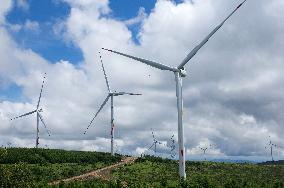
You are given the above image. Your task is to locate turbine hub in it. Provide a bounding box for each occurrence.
[179,67,187,77]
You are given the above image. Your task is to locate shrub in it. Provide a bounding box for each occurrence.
[0,163,36,187]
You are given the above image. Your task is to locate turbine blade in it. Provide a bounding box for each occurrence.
[102,48,178,72]
[117,92,142,96]
[124,92,142,96]
[37,73,47,110]
[99,52,111,92]
[113,92,126,96]
[84,95,110,134]
[10,110,37,121]
[38,112,51,136]
[178,0,247,69]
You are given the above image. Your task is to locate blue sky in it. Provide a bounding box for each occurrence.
[0,82,25,102]
[5,0,184,64]
[5,0,159,64]
[1,0,159,101]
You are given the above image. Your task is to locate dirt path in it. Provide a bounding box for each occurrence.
[48,157,137,185]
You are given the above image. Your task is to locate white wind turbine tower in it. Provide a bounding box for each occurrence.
[84,52,141,156]
[102,0,248,179]
[10,73,51,149]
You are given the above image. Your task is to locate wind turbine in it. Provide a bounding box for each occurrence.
[10,73,50,149]
[84,52,141,156]
[200,147,207,161]
[6,142,12,148]
[199,144,212,161]
[265,136,277,161]
[147,129,162,155]
[102,0,248,179]
[168,134,177,158]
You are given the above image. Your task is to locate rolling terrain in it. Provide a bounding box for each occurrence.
[0,147,122,187]
[0,148,283,187]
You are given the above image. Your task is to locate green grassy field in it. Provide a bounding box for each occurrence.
[66,156,284,188]
[113,156,284,187]
[0,148,283,187]
[0,147,122,187]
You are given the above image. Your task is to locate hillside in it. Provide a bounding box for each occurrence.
[259,160,284,165]
[57,156,284,188]
[0,147,122,187]
[0,148,283,187]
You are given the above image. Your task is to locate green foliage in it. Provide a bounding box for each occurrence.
[0,147,8,159]
[0,147,121,164]
[76,155,284,188]
[1,150,284,188]
[136,155,175,164]
[0,162,36,187]
[52,179,123,188]
[0,148,122,187]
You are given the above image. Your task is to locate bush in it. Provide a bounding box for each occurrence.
[0,148,123,187]
[0,148,8,159]
[0,148,122,165]
[0,163,36,187]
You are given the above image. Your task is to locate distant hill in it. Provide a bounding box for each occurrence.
[210,158,257,164]
[258,160,284,165]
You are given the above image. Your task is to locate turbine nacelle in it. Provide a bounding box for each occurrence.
[178,67,187,77]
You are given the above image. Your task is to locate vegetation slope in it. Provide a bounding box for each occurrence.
[0,148,283,188]
[0,147,122,187]
[56,156,284,188]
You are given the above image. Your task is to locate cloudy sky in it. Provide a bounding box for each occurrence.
[0,0,283,161]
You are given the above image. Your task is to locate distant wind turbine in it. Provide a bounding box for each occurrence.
[168,134,177,158]
[10,73,50,148]
[7,142,12,148]
[200,144,212,161]
[102,0,248,179]
[84,52,141,156]
[147,129,162,155]
[265,136,277,161]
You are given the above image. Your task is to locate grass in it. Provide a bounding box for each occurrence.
[67,156,284,188]
[0,147,122,187]
[1,148,283,188]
